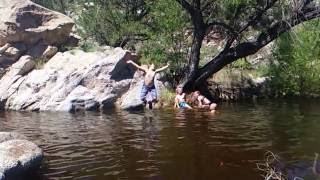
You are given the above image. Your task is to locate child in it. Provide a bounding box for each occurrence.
[127,60,169,108]
[174,86,192,109]
[192,91,217,113]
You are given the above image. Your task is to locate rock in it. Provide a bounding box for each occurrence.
[0,140,43,180]
[118,72,167,110]
[0,132,27,144]
[42,46,58,59]
[0,43,11,54]
[0,56,35,105]
[118,72,145,110]
[57,85,99,112]
[26,43,58,59]
[208,69,270,101]
[0,0,74,46]
[65,33,81,47]
[0,43,27,69]
[1,47,138,111]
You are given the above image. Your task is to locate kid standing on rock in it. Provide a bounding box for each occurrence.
[127,60,169,109]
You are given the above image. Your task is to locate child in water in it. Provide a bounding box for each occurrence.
[192,91,217,113]
[174,86,192,109]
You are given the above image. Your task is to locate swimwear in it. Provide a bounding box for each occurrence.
[140,84,157,102]
[179,102,189,109]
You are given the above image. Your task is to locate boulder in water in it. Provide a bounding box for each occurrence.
[0,132,43,180]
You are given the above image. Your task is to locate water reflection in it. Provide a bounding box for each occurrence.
[0,99,319,179]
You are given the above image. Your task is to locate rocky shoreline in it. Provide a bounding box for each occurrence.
[0,0,168,112]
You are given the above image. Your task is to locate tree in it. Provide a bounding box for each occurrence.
[77,0,150,47]
[269,19,320,97]
[175,0,320,92]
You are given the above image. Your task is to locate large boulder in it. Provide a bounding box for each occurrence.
[0,132,27,144]
[0,47,139,111]
[0,0,74,46]
[0,0,74,69]
[0,140,43,180]
[0,132,43,180]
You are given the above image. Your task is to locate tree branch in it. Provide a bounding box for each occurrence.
[238,0,279,35]
[176,0,194,14]
[195,4,320,84]
[206,21,236,35]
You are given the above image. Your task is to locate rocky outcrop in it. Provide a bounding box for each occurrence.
[208,69,270,101]
[0,47,143,111]
[0,0,74,46]
[0,0,75,70]
[0,132,43,180]
[0,0,169,112]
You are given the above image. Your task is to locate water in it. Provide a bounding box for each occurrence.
[0,99,320,180]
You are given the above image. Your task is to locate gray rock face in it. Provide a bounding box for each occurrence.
[0,0,74,46]
[0,132,27,144]
[0,0,74,70]
[0,132,43,180]
[0,1,168,112]
[0,48,140,111]
[118,72,145,110]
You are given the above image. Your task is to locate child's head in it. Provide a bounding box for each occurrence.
[194,91,200,96]
[176,86,183,95]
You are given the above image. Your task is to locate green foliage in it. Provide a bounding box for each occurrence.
[230,58,252,70]
[159,88,176,105]
[268,20,320,97]
[79,40,99,52]
[31,0,72,14]
[139,0,190,65]
[76,0,150,46]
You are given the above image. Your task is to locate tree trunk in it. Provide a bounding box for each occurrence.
[181,10,206,92]
[181,31,205,91]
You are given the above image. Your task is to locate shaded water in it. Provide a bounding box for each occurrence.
[0,99,320,180]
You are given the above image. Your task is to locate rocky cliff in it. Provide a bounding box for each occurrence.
[0,0,165,112]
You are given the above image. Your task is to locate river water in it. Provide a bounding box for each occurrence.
[0,99,320,180]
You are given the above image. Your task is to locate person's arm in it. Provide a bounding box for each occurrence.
[127,60,147,72]
[197,96,203,108]
[155,62,169,73]
[174,97,180,108]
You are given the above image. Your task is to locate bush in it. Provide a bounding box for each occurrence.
[268,19,320,97]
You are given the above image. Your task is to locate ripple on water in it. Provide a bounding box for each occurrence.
[0,100,320,180]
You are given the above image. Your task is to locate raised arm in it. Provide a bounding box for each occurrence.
[155,62,169,73]
[127,60,147,72]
